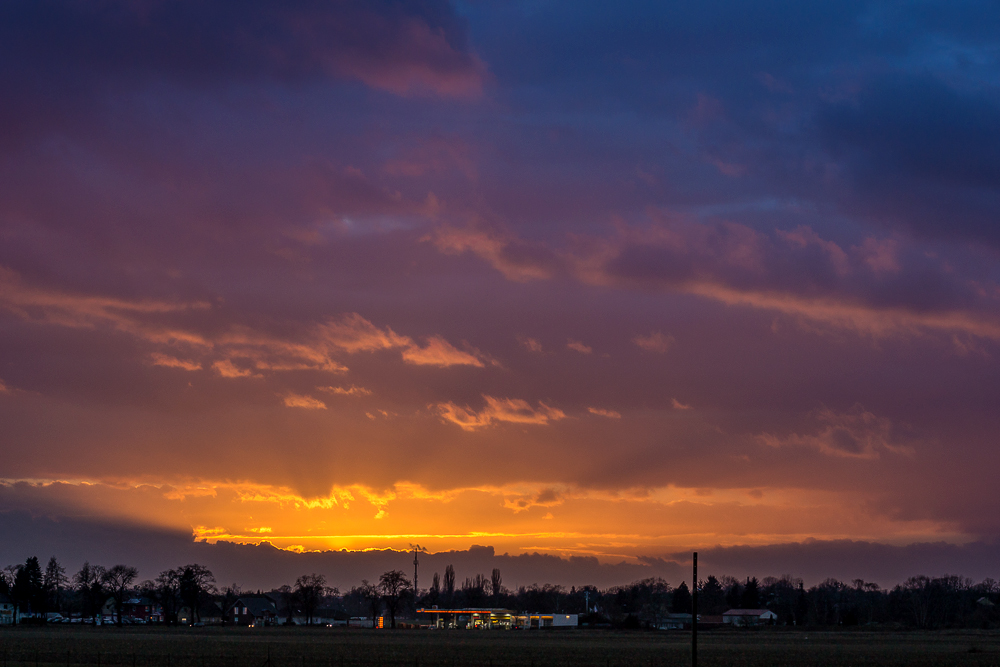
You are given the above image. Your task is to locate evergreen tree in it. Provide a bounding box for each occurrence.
[725,580,744,609]
[13,557,45,617]
[741,577,761,609]
[699,575,726,614]
[672,581,692,613]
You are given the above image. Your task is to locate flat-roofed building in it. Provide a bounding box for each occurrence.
[416,608,577,629]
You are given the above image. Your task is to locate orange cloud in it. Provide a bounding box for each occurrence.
[634,331,675,353]
[427,223,1000,344]
[671,398,692,410]
[212,359,256,378]
[685,282,1000,341]
[430,227,554,282]
[0,269,488,377]
[0,265,211,346]
[518,336,543,352]
[400,335,485,367]
[318,314,486,367]
[150,353,201,371]
[588,407,621,419]
[434,395,566,431]
[567,339,593,354]
[318,385,372,397]
[283,393,327,410]
[758,405,912,460]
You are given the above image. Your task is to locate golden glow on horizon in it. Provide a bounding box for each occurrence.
[0,476,968,562]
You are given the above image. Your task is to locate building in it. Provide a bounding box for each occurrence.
[230,596,278,627]
[416,608,577,629]
[124,597,162,623]
[0,592,14,625]
[659,613,692,630]
[310,607,349,626]
[722,609,777,626]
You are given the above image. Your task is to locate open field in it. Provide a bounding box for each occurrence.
[1,626,999,667]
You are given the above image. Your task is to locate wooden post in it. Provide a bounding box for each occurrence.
[692,552,698,667]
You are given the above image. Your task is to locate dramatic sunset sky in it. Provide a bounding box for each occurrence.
[2,0,1000,589]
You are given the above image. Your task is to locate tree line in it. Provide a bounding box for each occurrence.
[4,555,1000,629]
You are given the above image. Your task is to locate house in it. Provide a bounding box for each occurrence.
[0,592,14,625]
[124,597,162,623]
[230,596,278,627]
[178,601,224,626]
[659,613,692,630]
[722,609,777,626]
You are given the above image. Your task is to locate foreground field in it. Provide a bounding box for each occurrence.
[1,626,999,667]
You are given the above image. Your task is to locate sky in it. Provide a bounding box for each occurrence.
[2,0,1000,590]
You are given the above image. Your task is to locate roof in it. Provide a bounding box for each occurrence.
[0,591,12,604]
[416,608,515,615]
[237,597,277,616]
[723,609,774,616]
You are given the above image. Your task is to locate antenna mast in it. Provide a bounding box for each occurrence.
[412,545,420,594]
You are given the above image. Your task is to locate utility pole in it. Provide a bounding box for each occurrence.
[413,546,420,595]
[692,552,698,667]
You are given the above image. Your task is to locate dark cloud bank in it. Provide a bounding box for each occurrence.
[3,512,998,591]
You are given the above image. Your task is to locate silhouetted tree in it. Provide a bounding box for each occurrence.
[102,564,138,626]
[43,557,68,614]
[672,581,692,613]
[761,575,803,625]
[277,584,296,624]
[462,574,489,607]
[0,567,11,597]
[699,575,726,614]
[74,562,106,623]
[360,579,381,627]
[219,583,242,625]
[379,570,411,629]
[427,572,441,606]
[294,573,330,625]
[724,576,743,610]
[13,557,45,619]
[443,565,456,607]
[178,564,215,624]
[741,577,760,609]
[491,568,503,606]
[151,568,182,624]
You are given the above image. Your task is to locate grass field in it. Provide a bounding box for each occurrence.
[1,626,999,667]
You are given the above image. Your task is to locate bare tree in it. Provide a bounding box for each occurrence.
[43,557,68,614]
[220,583,242,626]
[152,568,182,624]
[360,579,381,628]
[294,573,331,625]
[491,568,503,606]
[179,564,215,625]
[379,570,411,629]
[276,584,296,624]
[74,562,106,623]
[443,564,456,607]
[102,564,138,626]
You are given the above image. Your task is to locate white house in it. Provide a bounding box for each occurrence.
[0,592,14,625]
[722,609,777,626]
